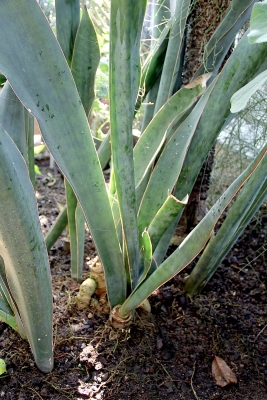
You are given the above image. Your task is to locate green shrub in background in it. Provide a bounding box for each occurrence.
[0,0,266,372]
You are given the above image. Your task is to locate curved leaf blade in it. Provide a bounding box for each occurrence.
[154,0,191,112]
[55,0,80,65]
[71,5,100,116]
[230,69,267,113]
[137,80,213,236]
[185,148,267,295]
[0,256,26,337]
[110,0,147,288]
[0,0,126,307]
[120,142,267,315]
[174,32,267,203]
[0,82,28,162]
[0,126,53,373]
[148,194,188,251]
[248,0,267,44]
[134,81,207,189]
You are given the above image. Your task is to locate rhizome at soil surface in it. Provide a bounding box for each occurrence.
[0,160,266,400]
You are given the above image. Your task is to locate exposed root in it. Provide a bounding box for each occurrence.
[89,258,107,296]
[76,278,97,310]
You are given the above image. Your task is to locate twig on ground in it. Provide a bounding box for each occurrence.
[254,324,267,343]
[191,361,199,400]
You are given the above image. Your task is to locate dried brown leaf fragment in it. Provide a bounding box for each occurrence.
[212,355,237,387]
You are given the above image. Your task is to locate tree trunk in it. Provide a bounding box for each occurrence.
[176,0,231,237]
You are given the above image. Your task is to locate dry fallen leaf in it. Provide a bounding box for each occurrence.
[212,355,237,387]
[184,73,212,89]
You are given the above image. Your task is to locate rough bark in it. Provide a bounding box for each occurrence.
[179,0,231,234]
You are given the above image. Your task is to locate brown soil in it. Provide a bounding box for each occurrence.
[0,160,266,400]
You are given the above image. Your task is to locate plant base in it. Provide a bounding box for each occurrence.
[109,305,133,329]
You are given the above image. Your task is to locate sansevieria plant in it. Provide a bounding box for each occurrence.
[0,0,266,372]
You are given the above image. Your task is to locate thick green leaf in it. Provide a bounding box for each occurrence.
[141,75,161,133]
[56,0,84,283]
[110,0,147,288]
[152,212,182,266]
[0,0,126,308]
[0,294,13,320]
[97,132,111,169]
[138,80,214,237]
[55,0,80,65]
[25,112,35,188]
[138,229,153,286]
[140,0,170,130]
[0,287,17,334]
[0,126,53,373]
[75,203,86,282]
[248,0,267,44]
[120,141,267,316]
[0,256,26,337]
[134,80,208,189]
[0,305,17,333]
[71,6,100,116]
[230,70,267,113]
[62,5,100,282]
[154,0,191,112]
[136,16,169,110]
[185,145,267,295]
[45,130,111,251]
[65,180,84,282]
[174,32,267,203]
[148,194,188,251]
[45,205,68,251]
[0,82,28,162]
[151,0,170,39]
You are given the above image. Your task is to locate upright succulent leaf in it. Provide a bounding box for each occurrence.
[55,0,80,65]
[56,0,85,283]
[134,81,206,189]
[175,32,267,202]
[110,0,147,288]
[0,256,26,336]
[72,5,100,117]
[185,144,267,295]
[0,82,28,163]
[141,0,171,127]
[154,0,191,112]
[120,142,267,316]
[0,126,53,373]
[0,0,126,307]
[137,79,213,238]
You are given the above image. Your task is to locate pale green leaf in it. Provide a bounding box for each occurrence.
[0,359,6,375]
[110,0,147,288]
[120,142,267,316]
[0,0,126,308]
[34,164,42,175]
[230,69,267,113]
[0,126,53,373]
[248,0,267,43]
